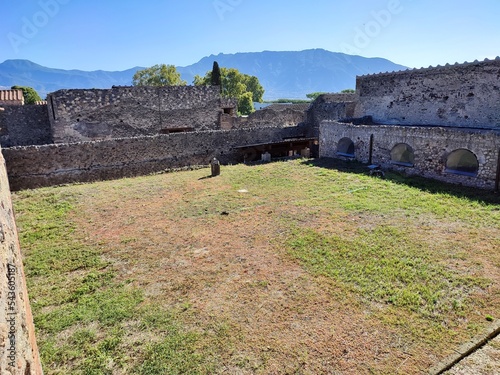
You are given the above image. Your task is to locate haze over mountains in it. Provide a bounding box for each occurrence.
[0,49,407,100]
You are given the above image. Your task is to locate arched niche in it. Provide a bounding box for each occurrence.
[445,149,479,176]
[390,143,414,166]
[337,137,355,157]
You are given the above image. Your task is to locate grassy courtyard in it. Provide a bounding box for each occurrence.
[12,158,500,374]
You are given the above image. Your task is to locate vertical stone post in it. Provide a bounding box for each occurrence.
[211,157,221,177]
[0,148,43,374]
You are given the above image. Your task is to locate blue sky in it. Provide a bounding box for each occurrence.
[1,0,499,71]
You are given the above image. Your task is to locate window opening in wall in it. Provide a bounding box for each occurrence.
[337,137,355,157]
[445,149,479,177]
[390,143,414,167]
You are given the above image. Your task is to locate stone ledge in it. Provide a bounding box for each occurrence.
[428,320,500,375]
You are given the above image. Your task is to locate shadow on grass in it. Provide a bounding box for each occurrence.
[301,158,500,205]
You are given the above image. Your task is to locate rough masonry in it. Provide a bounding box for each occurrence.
[354,59,500,128]
[0,147,42,374]
[47,85,236,143]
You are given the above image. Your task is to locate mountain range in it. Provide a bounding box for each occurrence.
[0,49,407,100]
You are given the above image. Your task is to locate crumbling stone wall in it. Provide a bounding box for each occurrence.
[3,126,306,190]
[307,93,356,137]
[320,121,500,189]
[0,148,42,374]
[234,104,309,129]
[0,105,52,147]
[47,86,227,143]
[354,59,500,128]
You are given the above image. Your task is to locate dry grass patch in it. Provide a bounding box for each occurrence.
[13,159,500,374]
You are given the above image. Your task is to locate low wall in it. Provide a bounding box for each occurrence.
[320,121,500,189]
[0,148,42,374]
[3,126,306,191]
[0,105,52,147]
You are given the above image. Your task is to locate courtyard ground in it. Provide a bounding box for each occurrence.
[13,158,500,374]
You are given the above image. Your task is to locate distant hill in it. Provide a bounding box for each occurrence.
[0,49,407,100]
[0,60,141,99]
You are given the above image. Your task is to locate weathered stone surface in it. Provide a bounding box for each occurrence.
[3,126,306,191]
[0,148,42,374]
[47,86,228,143]
[354,59,500,128]
[307,93,356,137]
[320,121,500,189]
[0,105,52,147]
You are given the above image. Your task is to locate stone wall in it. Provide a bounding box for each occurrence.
[0,105,52,147]
[234,104,309,129]
[47,86,227,143]
[354,59,500,128]
[3,126,306,191]
[307,93,357,136]
[0,148,42,374]
[320,121,500,190]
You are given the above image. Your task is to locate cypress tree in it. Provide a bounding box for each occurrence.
[211,61,222,91]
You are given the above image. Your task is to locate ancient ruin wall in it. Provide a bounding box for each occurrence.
[0,105,52,147]
[3,126,305,191]
[0,148,43,374]
[320,121,500,189]
[234,104,309,129]
[354,59,500,128]
[307,93,356,137]
[47,86,223,143]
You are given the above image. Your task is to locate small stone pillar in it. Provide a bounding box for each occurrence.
[211,158,220,177]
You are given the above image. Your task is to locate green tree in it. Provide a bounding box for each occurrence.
[194,67,264,115]
[211,61,221,88]
[11,85,41,104]
[306,92,327,100]
[132,64,186,86]
[341,89,356,93]
[238,92,254,116]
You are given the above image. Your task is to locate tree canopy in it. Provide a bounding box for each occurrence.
[306,92,328,100]
[132,64,186,86]
[11,85,41,104]
[194,66,264,115]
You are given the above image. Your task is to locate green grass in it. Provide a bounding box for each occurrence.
[12,158,500,374]
[14,189,224,374]
[286,226,489,319]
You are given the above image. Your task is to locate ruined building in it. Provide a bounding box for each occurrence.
[0,58,499,191]
[320,58,500,190]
